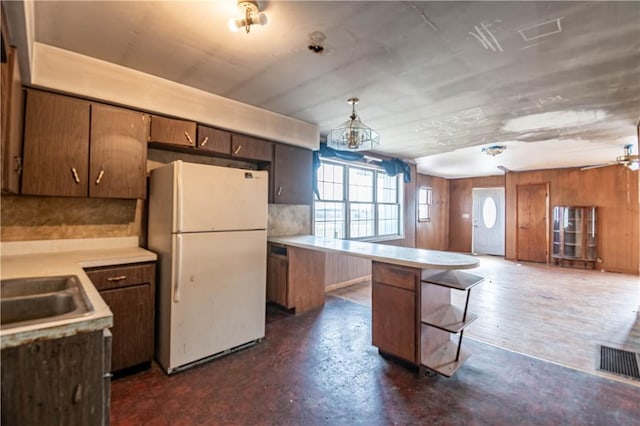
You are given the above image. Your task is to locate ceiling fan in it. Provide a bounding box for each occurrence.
[581,127,640,171]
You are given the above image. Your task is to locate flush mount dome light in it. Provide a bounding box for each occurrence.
[326,98,380,151]
[228,0,268,34]
[482,145,507,156]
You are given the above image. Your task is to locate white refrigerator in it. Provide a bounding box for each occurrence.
[148,160,268,374]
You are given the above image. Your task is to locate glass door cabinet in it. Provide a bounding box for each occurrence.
[552,206,597,269]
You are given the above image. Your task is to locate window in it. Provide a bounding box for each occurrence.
[314,160,402,240]
[417,187,432,222]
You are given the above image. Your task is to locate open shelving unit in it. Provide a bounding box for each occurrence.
[371,261,484,379]
[420,270,484,377]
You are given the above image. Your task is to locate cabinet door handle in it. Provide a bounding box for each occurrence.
[201,136,209,147]
[234,145,243,155]
[71,167,81,184]
[107,275,127,282]
[184,131,193,145]
[277,186,283,196]
[95,169,105,185]
[72,384,82,404]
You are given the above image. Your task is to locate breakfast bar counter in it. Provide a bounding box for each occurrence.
[267,235,483,377]
[267,235,479,270]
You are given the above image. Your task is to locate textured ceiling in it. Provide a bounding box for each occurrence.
[28,1,640,177]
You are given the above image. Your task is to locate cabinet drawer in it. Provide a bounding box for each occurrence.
[85,263,155,291]
[372,262,419,291]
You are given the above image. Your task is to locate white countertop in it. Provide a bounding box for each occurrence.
[1,237,157,349]
[267,235,479,270]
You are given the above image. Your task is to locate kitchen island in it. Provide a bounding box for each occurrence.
[267,235,482,377]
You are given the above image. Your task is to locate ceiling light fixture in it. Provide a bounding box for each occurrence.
[618,144,640,171]
[482,145,507,156]
[327,98,380,151]
[228,0,268,34]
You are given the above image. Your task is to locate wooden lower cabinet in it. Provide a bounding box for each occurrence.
[371,262,482,377]
[267,245,291,308]
[372,282,417,363]
[371,262,419,364]
[1,330,110,426]
[266,244,326,313]
[85,262,156,373]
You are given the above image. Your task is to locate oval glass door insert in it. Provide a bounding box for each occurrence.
[483,197,497,229]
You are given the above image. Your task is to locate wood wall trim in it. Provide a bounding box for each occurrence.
[325,275,371,292]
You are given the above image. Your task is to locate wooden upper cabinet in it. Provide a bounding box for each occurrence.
[196,125,231,155]
[21,90,91,197]
[150,115,196,147]
[1,18,24,194]
[231,134,273,162]
[272,144,313,205]
[90,104,149,199]
[22,90,148,199]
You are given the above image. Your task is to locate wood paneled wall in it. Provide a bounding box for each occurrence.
[448,175,505,252]
[324,253,371,289]
[505,166,639,274]
[416,174,449,250]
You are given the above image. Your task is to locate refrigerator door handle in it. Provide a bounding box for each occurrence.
[174,161,183,232]
[172,235,183,303]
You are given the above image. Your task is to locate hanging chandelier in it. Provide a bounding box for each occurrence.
[326,98,380,151]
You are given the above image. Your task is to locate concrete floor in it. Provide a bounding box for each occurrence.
[110,296,640,425]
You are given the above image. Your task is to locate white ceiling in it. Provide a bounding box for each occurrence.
[14,1,640,177]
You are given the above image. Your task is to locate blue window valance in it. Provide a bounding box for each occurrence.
[313,142,411,199]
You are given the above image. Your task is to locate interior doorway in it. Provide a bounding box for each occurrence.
[516,183,549,263]
[472,187,505,256]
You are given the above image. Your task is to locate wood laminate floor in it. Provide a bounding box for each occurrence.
[328,255,640,387]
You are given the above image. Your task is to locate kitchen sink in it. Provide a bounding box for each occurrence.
[0,275,94,329]
[1,275,78,298]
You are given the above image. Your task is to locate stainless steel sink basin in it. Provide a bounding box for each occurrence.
[1,275,77,298]
[0,275,94,329]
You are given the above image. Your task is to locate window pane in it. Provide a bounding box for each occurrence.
[378,204,399,235]
[314,202,345,239]
[349,203,374,238]
[418,187,427,204]
[349,168,373,202]
[418,187,432,222]
[377,173,397,203]
[315,161,402,240]
[318,163,344,201]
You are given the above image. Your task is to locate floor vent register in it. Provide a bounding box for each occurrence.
[598,345,640,380]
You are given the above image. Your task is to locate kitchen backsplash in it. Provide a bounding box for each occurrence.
[268,204,311,237]
[1,193,309,242]
[0,195,142,242]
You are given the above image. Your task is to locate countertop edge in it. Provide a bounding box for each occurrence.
[1,246,158,349]
[268,236,479,270]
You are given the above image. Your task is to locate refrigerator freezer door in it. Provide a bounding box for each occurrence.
[174,161,268,233]
[163,230,267,371]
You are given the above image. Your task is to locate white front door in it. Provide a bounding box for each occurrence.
[472,187,505,256]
